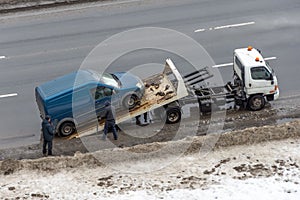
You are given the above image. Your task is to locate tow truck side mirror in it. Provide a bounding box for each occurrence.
[270,74,274,85]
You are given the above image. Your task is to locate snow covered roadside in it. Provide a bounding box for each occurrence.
[104,177,300,200]
[1,137,299,199]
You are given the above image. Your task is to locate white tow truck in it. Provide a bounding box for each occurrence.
[189,46,279,112]
[72,46,280,138]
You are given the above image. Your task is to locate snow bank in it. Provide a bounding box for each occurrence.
[1,136,299,199]
[1,120,300,174]
[101,177,300,200]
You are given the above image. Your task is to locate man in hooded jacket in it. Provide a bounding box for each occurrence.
[102,101,118,140]
[42,115,55,156]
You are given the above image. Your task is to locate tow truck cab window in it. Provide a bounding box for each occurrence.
[235,56,244,71]
[251,66,272,80]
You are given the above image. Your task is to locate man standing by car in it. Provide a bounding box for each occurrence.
[42,115,55,156]
[102,101,118,140]
[135,112,149,126]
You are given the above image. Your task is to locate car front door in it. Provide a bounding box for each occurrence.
[92,86,114,118]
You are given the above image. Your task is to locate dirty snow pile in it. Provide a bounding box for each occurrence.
[105,177,300,200]
[1,137,300,199]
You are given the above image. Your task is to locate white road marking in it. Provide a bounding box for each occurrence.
[213,57,277,68]
[212,63,233,68]
[214,21,255,30]
[264,57,277,61]
[194,28,206,33]
[195,21,255,33]
[0,56,6,59]
[0,93,18,99]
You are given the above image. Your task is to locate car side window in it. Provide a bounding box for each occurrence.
[103,87,113,96]
[91,86,113,100]
[251,67,271,80]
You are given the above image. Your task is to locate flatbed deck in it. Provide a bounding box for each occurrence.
[71,59,189,139]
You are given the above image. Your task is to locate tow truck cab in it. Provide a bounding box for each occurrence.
[233,46,279,110]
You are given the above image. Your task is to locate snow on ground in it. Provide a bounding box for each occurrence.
[102,177,300,200]
[1,137,300,199]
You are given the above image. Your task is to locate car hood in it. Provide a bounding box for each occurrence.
[112,72,141,88]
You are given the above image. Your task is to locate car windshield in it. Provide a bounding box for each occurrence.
[101,73,120,88]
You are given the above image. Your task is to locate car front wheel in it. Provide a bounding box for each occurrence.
[123,94,139,110]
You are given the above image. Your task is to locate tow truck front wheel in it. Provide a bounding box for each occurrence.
[248,95,265,111]
[59,122,76,137]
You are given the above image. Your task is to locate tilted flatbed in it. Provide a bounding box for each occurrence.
[72,58,191,138]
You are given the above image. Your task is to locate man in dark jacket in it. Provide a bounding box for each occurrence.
[135,112,149,126]
[42,115,55,156]
[102,101,118,140]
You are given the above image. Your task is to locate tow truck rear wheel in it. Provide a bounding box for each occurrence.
[166,108,181,124]
[59,122,76,137]
[248,95,265,111]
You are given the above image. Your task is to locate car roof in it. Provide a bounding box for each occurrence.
[38,70,100,99]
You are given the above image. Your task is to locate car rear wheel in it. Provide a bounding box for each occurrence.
[59,122,76,137]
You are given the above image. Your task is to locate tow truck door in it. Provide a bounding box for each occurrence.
[245,66,274,95]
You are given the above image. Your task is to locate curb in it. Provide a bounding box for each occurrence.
[0,0,110,13]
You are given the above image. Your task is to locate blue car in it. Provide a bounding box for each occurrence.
[35,70,145,136]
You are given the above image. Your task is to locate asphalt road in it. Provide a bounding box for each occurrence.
[0,0,300,148]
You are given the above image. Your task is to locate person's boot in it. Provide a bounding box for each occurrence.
[102,134,107,141]
[136,119,141,125]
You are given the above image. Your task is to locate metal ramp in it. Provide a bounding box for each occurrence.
[183,67,213,86]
